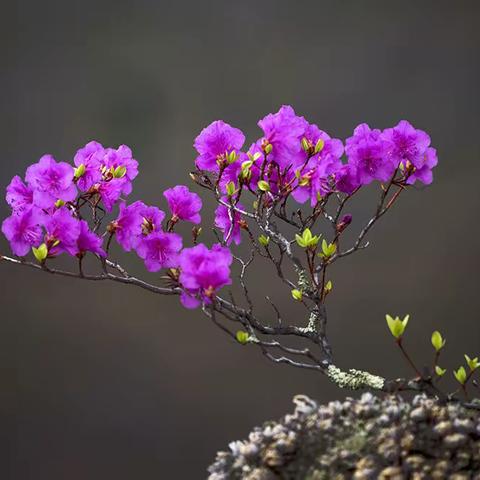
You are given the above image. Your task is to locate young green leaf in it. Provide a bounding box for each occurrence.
[295,228,320,248]
[320,239,337,257]
[435,366,446,377]
[431,331,446,352]
[453,366,467,385]
[385,314,409,339]
[464,354,480,372]
[258,235,270,247]
[32,244,48,263]
[263,143,273,154]
[291,289,303,301]
[226,181,236,197]
[74,163,86,179]
[236,330,250,345]
[301,137,310,152]
[227,150,237,164]
[257,180,270,192]
[314,138,325,154]
[324,280,333,293]
[113,165,127,179]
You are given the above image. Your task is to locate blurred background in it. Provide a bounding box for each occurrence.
[1,1,479,478]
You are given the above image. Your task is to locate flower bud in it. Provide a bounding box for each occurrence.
[336,214,352,233]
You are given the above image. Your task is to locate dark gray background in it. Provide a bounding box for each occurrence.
[1,1,479,478]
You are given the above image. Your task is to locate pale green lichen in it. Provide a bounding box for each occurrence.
[326,365,385,390]
[299,309,321,335]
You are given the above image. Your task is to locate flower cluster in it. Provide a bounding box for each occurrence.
[2,106,438,310]
[194,106,437,237]
[1,142,228,308]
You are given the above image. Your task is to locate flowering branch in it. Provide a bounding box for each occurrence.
[2,106,477,408]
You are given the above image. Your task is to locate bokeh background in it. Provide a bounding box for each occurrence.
[2,1,480,478]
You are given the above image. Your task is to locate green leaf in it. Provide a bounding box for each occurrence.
[227,150,237,164]
[74,163,86,178]
[386,314,409,339]
[464,354,480,372]
[258,235,270,247]
[257,180,270,192]
[226,181,236,197]
[263,143,273,154]
[296,228,320,248]
[453,366,467,385]
[236,330,250,345]
[314,138,325,154]
[32,243,48,263]
[295,233,307,248]
[291,289,303,301]
[324,280,333,293]
[55,199,66,208]
[431,331,446,352]
[301,137,310,152]
[321,239,337,257]
[435,365,446,377]
[113,165,127,179]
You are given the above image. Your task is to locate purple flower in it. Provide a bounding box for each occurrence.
[292,154,343,206]
[163,185,202,224]
[302,123,344,161]
[114,201,144,251]
[43,207,81,256]
[97,178,125,212]
[135,231,182,272]
[345,124,395,185]
[214,200,244,245]
[101,145,139,195]
[257,105,307,169]
[335,164,360,195]
[73,141,104,191]
[25,155,77,208]
[114,201,165,251]
[178,243,232,309]
[291,126,344,206]
[1,207,43,256]
[382,120,431,169]
[406,147,438,185]
[194,120,245,172]
[6,176,34,213]
[76,220,106,257]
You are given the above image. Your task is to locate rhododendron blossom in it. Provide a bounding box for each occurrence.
[1,106,438,317]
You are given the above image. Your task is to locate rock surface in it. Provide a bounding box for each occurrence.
[208,394,480,479]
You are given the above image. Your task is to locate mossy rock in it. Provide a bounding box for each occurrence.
[208,394,480,479]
